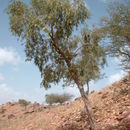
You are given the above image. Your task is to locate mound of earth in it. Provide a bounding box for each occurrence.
[0,76,129,130]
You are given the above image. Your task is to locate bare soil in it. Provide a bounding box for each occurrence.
[0,77,130,130]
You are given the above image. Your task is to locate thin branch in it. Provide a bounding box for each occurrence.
[72,44,89,58]
[49,31,82,86]
[118,49,130,59]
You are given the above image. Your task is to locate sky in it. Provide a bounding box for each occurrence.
[0,0,125,104]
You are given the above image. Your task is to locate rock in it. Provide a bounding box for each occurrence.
[8,114,15,119]
[90,90,95,94]
[24,109,34,114]
[117,109,130,121]
[75,97,80,101]
[37,106,43,112]
[2,114,6,117]
[120,114,130,129]
[101,94,107,99]
[98,91,102,94]
[43,106,48,109]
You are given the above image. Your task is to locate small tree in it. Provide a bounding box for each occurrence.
[7,1,106,129]
[99,1,130,74]
[45,93,72,105]
[18,99,30,110]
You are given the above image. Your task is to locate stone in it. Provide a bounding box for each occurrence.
[8,114,15,119]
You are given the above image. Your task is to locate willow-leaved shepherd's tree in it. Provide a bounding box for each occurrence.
[7,0,106,129]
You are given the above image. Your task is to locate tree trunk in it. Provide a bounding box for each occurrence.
[49,35,98,130]
[78,85,99,130]
[86,81,89,95]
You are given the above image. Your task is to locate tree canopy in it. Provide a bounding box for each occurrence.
[7,0,106,129]
[100,1,130,74]
[7,0,105,89]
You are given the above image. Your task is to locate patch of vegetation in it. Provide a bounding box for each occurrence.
[0,107,6,114]
[46,93,73,105]
[18,99,30,110]
[6,0,106,129]
[100,1,130,74]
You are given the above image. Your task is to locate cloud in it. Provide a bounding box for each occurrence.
[0,83,46,104]
[0,47,21,66]
[0,83,22,104]
[108,71,126,84]
[0,73,4,81]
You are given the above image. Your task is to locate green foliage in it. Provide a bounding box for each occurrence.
[7,0,106,90]
[7,1,106,128]
[45,93,72,105]
[7,0,91,89]
[77,28,106,85]
[18,99,30,109]
[100,1,130,74]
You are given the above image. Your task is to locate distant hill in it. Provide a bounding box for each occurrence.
[0,76,130,130]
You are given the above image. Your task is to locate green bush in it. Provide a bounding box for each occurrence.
[18,99,30,110]
[45,93,72,105]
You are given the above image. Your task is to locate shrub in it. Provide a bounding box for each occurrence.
[18,99,30,110]
[45,93,73,105]
[0,107,6,114]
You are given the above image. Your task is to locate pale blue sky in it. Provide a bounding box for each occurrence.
[0,0,125,104]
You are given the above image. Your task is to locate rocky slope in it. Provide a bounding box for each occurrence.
[0,77,130,130]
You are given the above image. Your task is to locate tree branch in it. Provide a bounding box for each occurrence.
[49,31,82,87]
[118,49,130,59]
[72,44,89,58]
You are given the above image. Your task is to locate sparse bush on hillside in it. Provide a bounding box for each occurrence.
[18,99,30,110]
[0,107,6,114]
[46,93,73,105]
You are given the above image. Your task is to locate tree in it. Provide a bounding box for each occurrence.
[7,0,106,129]
[78,28,105,95]
[99,1,130,74]
[18,99,30,110]
[45,93,72,105]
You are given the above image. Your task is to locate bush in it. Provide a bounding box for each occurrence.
[45,93,72,105]
[0,107,6,114]
[18,99,30,110]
